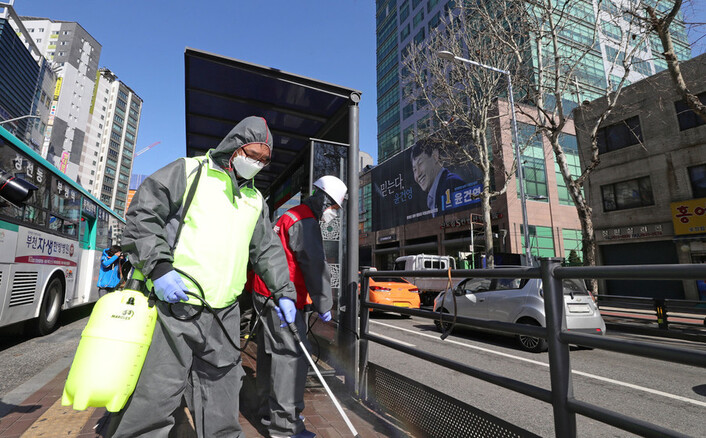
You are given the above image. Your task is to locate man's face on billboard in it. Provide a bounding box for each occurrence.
[412,150,441,192]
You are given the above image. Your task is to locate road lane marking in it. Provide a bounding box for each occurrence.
[370,320,706,408]
[369,331,416,347]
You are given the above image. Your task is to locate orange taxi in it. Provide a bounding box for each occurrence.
[367,276,421,313]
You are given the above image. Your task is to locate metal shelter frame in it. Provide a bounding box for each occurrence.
[183,47,361,379]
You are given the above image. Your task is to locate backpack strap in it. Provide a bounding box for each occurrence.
[171,159,204,253]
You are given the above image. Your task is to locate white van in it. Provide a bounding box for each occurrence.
[394,254,461,306]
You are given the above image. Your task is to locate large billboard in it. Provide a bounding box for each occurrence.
[371,140,483,231]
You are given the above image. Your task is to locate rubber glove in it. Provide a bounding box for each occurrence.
[153,270,189,303]
[319,311,332,322]
[275,297,297,327]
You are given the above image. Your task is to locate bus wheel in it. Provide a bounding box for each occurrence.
[36,277,63,335]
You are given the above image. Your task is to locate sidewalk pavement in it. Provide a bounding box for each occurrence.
[0,335,410,438]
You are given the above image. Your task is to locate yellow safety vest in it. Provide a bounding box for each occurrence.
[172,154,263,308]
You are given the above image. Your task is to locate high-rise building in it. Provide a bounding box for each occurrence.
[375,0,692,162]
[0,2,55,150]
[81,68,142,217]
[20,16,101,181]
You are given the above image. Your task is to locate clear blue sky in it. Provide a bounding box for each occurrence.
[16,0,378,177]
[14,1,706,177]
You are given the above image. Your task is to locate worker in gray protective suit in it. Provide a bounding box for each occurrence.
[250,175,347,438]
[109,116,296,438]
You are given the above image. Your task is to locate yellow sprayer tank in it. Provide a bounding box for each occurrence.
[62,289,157,412]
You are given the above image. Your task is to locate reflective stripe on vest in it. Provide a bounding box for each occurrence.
[252,204,314,309]
[173,155,263,308]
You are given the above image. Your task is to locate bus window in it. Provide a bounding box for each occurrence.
[51,174,80,237]
[23,205,47,226]
[0,143,50,224]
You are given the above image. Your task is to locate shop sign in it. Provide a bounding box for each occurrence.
[441,217,471,229]
[59,151,70,173]
[378,234,397,243]
[599,224,664,241]
[671,198,706,235]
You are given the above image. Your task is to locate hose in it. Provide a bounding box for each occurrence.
[165,268,242,355]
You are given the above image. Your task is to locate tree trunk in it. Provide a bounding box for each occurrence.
[483,188,494,268]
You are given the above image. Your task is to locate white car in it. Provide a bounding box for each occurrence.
[433,273,606,352]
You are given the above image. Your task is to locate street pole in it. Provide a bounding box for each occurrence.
[0,114,41,125]
[437,51,532,265]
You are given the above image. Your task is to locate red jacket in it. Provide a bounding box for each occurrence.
[252,204,315,309]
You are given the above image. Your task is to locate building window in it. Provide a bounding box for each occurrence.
[555,133,582,206]
[521,225,555,258]
[399,1,409,22]
[402,103,414,120]
[403,125,415,149]
[413,10,424,28]
[428,11,441,29]
[674,92,706,131]
[597,116,642,153]
[601,176,654,212]
[414,28,425,44]
[400,23,410,40]
[517,123,548,199]
[562,229,583,264]
[688,164,706,198]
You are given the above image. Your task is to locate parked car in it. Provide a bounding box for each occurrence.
[433,272,606,352]
[367,276,421,315]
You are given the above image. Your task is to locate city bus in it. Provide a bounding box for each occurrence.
[0,126,124,335]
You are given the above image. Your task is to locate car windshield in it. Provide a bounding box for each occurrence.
[374,277,408,283]
[562,279,589,295]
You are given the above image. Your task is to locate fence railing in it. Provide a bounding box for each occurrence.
[357,259,706,438]
[597,294,706,332]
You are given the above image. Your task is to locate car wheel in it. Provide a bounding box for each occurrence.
[434,308,453,333]
[36,277,63,336]
[516,318,548,353]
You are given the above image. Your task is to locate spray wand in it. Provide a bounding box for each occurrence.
[284,321,360,438]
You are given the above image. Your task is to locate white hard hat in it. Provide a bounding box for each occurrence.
[313,175,348,207]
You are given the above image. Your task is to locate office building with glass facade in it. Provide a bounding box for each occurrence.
[365,0,692,269]
[0,4,55,151]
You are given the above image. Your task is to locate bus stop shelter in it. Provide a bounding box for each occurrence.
[183,47,361,382]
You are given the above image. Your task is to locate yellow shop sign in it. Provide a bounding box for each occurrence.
[671,197,706,235]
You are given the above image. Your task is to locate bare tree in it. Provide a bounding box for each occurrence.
[637,0,706,122]
[401,2,530,268]
[512,0,655,293]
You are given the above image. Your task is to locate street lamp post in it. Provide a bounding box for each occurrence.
[0,114,41,125]
[437,50,532,265]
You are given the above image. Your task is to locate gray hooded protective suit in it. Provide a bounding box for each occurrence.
[110,116,295,438]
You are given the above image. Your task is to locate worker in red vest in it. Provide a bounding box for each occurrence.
[251,175,347,438]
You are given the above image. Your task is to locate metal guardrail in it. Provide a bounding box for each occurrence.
[357,259,706,438]
[597,294,706,331]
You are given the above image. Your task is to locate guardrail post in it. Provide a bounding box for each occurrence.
[540,258,577,437]
[358,271,370,400]
[655,298,668,330]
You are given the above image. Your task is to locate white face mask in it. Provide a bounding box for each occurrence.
[231,154,265,179]
[322,207,338,224]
